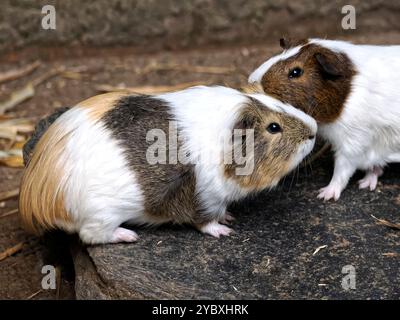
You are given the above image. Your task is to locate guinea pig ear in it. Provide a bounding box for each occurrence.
[279,38,289,49]
[236,112,255,130]
[280,38,308,49]
[235,104,260,130]
[314,52,342,78]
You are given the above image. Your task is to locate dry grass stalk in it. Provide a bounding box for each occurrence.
[382,252,399,257]
[0,148,24,168]
[371,215,400,230]
[0,61,41,84]
[0,188,19,202]
[31,66,66,87]
[0,242,24,261]
[0,65,69,115]
[312,245,328,255]
[61,71,82,80]
[0,118,34,141]
[0,208,18,219]
[27,289,43,300]
[0,84,35,115]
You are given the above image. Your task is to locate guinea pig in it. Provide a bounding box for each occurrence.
[19,86,316,244]
[248,38,400,201]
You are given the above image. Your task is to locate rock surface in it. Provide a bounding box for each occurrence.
[73,152,400,299]
[3,0,400,53]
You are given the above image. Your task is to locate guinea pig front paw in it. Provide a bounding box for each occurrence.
[199,221,233,238]
[317,184,342,201]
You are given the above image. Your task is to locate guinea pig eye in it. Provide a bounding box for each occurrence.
[288,67,303,79]
[266,123,282,134]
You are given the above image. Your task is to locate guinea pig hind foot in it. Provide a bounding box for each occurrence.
[358,166,384,191]
[219,211,235,225]
[110,227,139,243]
[197,221,233,238]
[79,225,139,244]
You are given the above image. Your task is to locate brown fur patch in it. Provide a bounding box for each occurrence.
[260,43,356,123]
[102,95,208,225]
[19,121,71,234]
[224,98,313,191]
[79,92,130,120]
[279,37,308,50]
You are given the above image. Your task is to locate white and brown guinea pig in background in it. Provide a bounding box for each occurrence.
[248,38,400,201]
[19,86,316,244]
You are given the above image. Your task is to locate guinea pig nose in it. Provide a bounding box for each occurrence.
[308,135,315,140]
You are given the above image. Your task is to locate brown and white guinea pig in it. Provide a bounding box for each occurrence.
[19,86,316,244]
[248,38,400,201]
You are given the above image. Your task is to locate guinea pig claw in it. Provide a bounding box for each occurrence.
[199,221,233,238]
[317,185,341,201]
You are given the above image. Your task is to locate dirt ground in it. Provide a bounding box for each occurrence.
[0,32,399,299]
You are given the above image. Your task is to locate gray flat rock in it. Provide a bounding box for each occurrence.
[73,152,400,299]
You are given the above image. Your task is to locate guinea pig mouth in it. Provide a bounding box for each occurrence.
[290,139,315,171]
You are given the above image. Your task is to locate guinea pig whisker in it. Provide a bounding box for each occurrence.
[287,166,298,196]
[308,100,318,118]
[277,174,288,202]
[307,157,314,178]
[295,163,301,188]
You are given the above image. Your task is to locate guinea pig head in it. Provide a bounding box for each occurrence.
[224,95,317,191]
[248,39,356,124]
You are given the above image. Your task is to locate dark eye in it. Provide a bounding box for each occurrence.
[266,123,282,134]
[288,67,303,78]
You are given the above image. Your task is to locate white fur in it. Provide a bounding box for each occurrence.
[248,46,301,83]
[249,93,318,134]
[159,86,251,220]
[249,39,400,200]
[53,107,146,244]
